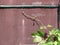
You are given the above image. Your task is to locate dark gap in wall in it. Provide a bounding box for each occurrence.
[58,4,60,29]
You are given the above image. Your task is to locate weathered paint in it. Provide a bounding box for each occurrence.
[0,0,59,45]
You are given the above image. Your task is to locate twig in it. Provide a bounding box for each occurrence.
[22,11,47,29]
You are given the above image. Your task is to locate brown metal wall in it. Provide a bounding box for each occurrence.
[0,0,59,45]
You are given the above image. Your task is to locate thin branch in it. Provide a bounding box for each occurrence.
[22,11,35,21]
[22,11,46,27]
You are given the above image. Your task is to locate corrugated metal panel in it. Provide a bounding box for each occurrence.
[0,0,59,45]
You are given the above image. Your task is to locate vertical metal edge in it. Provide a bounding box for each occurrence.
[58,4,60,29]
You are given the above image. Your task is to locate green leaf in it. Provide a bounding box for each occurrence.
[46,41,54,45]
[58,41,60,45]
[58,36,60,41]
[40,26,44,29]
[33,36,42,42]
[37,30,44,37]
[38,43,46,45]
[47,24,52,28]
[54,41,58,45]
[47,35,51,42]
[31,32,37,36]
[40,26,47,29]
